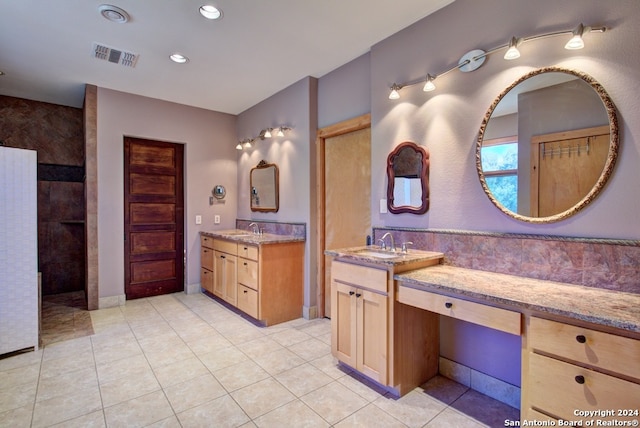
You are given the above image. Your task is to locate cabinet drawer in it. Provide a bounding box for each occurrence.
[200,267,213,293]
[332,261,388,294]
[238,258,258,290]
[201,235,214,249]
[213,239,237,255]
[529,317,640,380]
[529,353,640,421]
[237,284,259,319]
[201,246,214,271]
[238,244,258,261]
[397,285,521,335]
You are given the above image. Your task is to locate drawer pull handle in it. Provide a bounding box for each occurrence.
[349,291,355,296]
[445,302,453,309]
[244,262,248,266]
[221,255,226,259]
[576,335,586,343]
[575,375,585,384]
[355,293,362,298]
[244,290,248,294]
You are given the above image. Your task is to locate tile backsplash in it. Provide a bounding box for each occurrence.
[373,227,640,294]
[236,219,306,239]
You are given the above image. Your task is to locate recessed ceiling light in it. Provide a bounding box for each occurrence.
[199,5,222,20]
[170,53,189,64]
[98,4,130,23]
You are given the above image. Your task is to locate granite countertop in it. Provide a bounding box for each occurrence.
[201,229,305,245]
[325,245,444,267]
[396,265,640,333]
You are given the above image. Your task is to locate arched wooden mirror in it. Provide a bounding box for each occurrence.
[476,67,618,223]
[250,160,279,212]
[386,141,430,214]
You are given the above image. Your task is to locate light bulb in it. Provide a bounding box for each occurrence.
[565,35,584,50]
[504,37,521,60]
[423,74,436,92]
[236,143,243,150]
[389,85,401,100]
[277,128,285,137]
[264,128,272,138]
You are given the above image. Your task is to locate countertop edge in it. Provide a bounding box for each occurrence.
[200,230,305,245]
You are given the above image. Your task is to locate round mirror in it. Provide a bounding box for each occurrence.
[476,67,618,223]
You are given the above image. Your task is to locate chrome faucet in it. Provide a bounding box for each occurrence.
[248,222,259,235]
[401,241,413,253]
[378,232,396,252]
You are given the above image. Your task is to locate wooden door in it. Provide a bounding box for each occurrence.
[124,137,184,299]
[317,114,371,318]
[530,126,609,217]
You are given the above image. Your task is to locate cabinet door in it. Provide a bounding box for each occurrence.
[200,268,214,293]
[213,251,225,298]
[223,254,237,306]
[331,281,357,369]
[201,246,214,271]
[357,288,388,384]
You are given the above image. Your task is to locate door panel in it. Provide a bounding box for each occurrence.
[124,137,184,299]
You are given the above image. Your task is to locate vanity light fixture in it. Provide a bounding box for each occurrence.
[504,37,523,60]
[388,22,606,100]
[236,125,293,151]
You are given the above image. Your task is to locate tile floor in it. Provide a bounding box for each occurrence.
[0,292,519,427]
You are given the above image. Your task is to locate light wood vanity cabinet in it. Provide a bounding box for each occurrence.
[523,316,640,422]
[200,235,304,326]
[330,259,441,396]
[200,236,214,294]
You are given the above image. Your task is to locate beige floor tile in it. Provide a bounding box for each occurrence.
[31,385,102,428]
[231,377,296,419]
[0,403,34,428]
[288,337,331,361]
[96,353,151,384]
[373,389,446,428]
[199,346,248,372]
[253,399,329,428]
[236,336,284,359]
[449,389,519,427]
[152,355,208,388]
[253,348,305,376]
[297,319,332,337]
[334,403,407,427]
[214,360,270,392]
[185,332,233,356]
[337,372,388,402]
[99,367,160,407]
[50,410,106,428]
[274,363,334,397]
[0,362,41,389]
[39,349,96,379]
[269,328,313,347]
[104,390,174,428]
[164,373,227,414]
[0,381,37,414]
[176,394,250,428]
[424,407,485,427]
[36,366,99,402]
[42,336,93,361]
[91,338,142,365]
[300,381,369,425]
[143,345,195,369]
[222,324,266,345]
[309,354,352,380]
[146,415,182,428]
[0,349,42,372]
[421,375,469,405]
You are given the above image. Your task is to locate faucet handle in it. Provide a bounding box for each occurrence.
[378,238,386,250]
[401,241,414,253]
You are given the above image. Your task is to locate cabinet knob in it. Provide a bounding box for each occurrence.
[576,335,586,343]
[221,255,226,259]
[244,262,247,266]
[355,293,362,298]
[244,290,248,294]
[349,291,355,296]
[575,375,585,384]
[445,302,453,309]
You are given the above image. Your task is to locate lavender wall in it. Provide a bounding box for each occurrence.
[236,77,319,315]
[96,88,237,300]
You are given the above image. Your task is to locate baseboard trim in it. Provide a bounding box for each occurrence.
[98,294,126,309]
[303,305,318,320]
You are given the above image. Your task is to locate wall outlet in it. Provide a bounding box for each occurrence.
[380,199,388,214]
[214,215,221,224]
[195,215,202,225]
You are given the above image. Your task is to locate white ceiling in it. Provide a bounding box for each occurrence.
[0,0,454,115]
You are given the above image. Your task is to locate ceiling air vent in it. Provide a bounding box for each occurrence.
[92,43,138,68]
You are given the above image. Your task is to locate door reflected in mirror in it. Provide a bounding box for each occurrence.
[386,142,429,214]
[477,67,618,223]
[250,160,279,212]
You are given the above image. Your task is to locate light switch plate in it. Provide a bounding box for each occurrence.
[214,215,221,224]
[380,199,388,214]
[195,215,202,225]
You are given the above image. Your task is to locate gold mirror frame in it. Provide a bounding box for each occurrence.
[476,67,619,223]
[250,160,279,212]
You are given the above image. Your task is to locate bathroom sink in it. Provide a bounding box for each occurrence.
[221,230,255,237]
[354,249,400,259]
